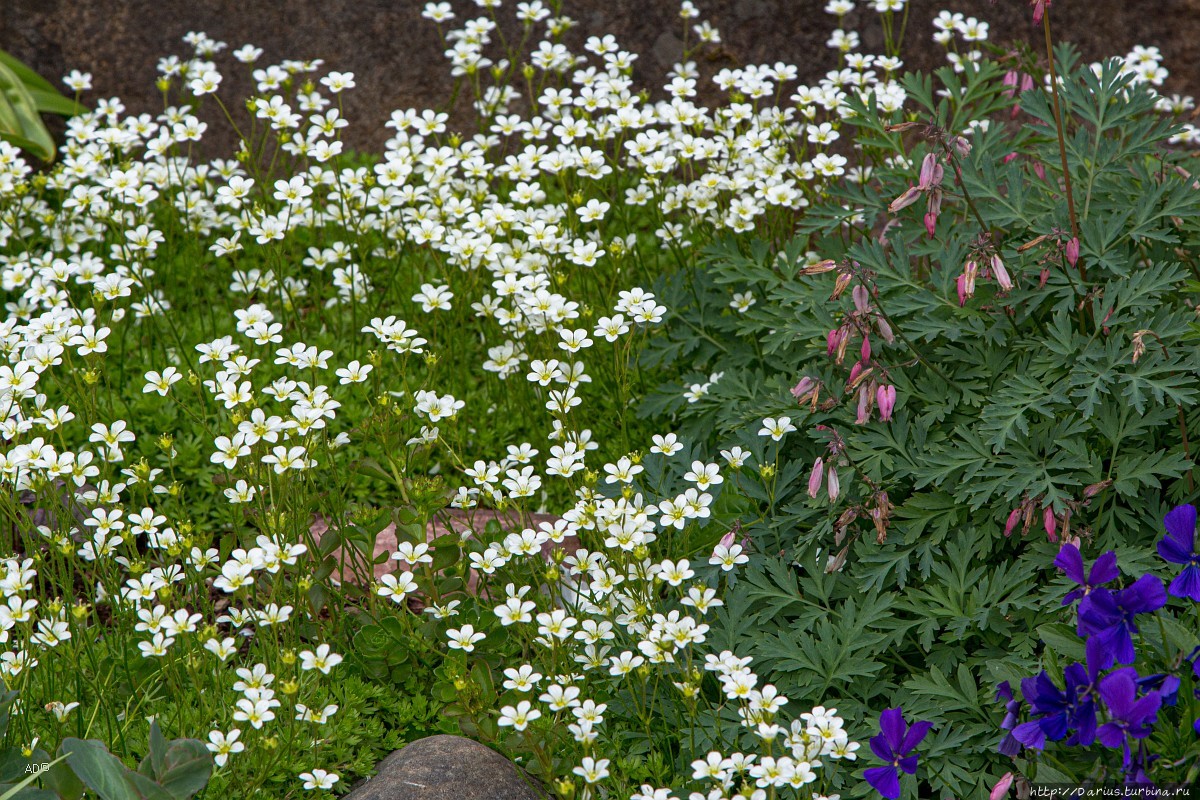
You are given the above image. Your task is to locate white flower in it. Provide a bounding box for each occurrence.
[298,643,343,674]
[446,624,485,652]
[498,700,542,731]
[299,769,339,790]
[206,729,244,767]
[757,417,797,441]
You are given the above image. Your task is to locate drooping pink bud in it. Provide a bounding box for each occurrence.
[1020,74,1034,93]
[889,185,922,214]
[876,384,896,421]
[807,457,824,499]
[1033,161,1046,181]
[1002,151,1019,164]
[856,385,871,424]
[1043,507,1057,542]
[918,152,943,190]
[1064,237,1080,267]
[1031,0,1050,25]
[1004,508,1021,537]
[718,529,736,549]
[827,465,840,501]
[951,136,972,158]
[852,284,870,312]
[923,210,938,238]
[991,254,1013,291]
[848,361,865,387]
[826,328,841,356]
[860,335,871,362]
[990,772,1014,800]
[790,376,816,401]
[1002,70,1019,97]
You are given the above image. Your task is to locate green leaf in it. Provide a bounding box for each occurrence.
[61,739,138,800]
[152,740,210,800]
[1036,623,1086,662]
[0,61,55,161]
[0,50,58,95]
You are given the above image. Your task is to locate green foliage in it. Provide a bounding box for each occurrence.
[0,50,82,161]
[648,50,1200,799]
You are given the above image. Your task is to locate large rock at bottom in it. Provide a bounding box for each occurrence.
[344,735,548,800]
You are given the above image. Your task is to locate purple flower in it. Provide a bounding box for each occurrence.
[1158,504,1200,602]
[1097,670,1162,753]
[1054,544,1118,606]
[1013,638,1107,749]
[863,707,933,799]
[994,681,1023,756]
[1077,575,1167,669]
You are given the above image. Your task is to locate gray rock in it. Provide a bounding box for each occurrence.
[344,735,549,800]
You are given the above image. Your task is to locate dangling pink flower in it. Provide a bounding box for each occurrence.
[957,260,977,306]
[807,457,825,499]
[790,376,816,401]
[991,254,1013,291]
[1064,237,1080,267]
[852,284,871,312]
[718,529,736,549]
[918,152,944,190]
[1043,506,1058,542]
[876,384,897,421]
[1031,0,1050,25]
[827,465,841,501]
[860,335,871,362]
[1004,508,1022,537]
[990,772,1014,800]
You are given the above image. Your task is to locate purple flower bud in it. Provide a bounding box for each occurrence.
[718,529,736,549]
[877,384,896,421]
[827,465,841,501]
[991,254,1013,291]
[807,457,824,499]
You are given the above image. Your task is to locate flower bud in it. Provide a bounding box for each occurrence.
[990,772,1014,800]
[1004,508,1021,537]
[860,335,871,363]
[718,529,736,550]
[1064,236,1080,267]
[991,254,1013,291]
[875,315,895,344]
[1043,507,1057,542]
[876,384,896,421]
[852,284,871,313]
[923,211,938,238]
[827,465,841,501]
[951,136,972,158]
[807,457,824,499]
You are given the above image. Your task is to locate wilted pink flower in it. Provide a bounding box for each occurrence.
[848,361,865,387]
[826,328,845,357]
[957,260,977,306]
[807,457,825,499]
[990,772,1014,800]
[827,465,841,501]
[889,185,922,213]
[877,384,896,421]
[918,152,944,190]
[1064,236,1080,267]
[856,385,871,424]
[1043,506,1058,542]
[991,254,1013,291]
[790,376,816,401]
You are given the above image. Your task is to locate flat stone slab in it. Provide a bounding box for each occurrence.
[343,735,547,800]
